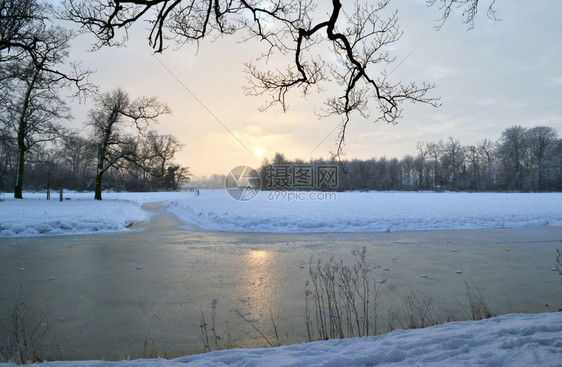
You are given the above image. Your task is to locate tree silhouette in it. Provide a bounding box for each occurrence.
[88,88,170,200]
[427,0,499,30]
[62,0,439,157]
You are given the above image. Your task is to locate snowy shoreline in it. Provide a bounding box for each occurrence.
[1,190,561,236]
[0,312,560,366]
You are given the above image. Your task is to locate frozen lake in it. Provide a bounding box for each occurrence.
[1,203,560,360]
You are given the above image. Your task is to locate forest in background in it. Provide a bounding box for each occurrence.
[3,124,560,194]
[192,125,562,193]
[263,125,562,192]
[0,130,189,194]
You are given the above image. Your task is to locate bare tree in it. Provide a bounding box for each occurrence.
[1,27,77,198]
[127,131,187,190]
[427,0,499,30]
[165,165,191,190]
[1,0,93,97]
[143,131,183,184]
[61,0,439,157]
[464,145,481,190]
[60,133,96,189]
[416,141,432,189]
[11,63,70,199]
[441,137,464,189]
[89,88,170,200]
[427,141,443,189]
[401,154,415,188]
[497,125,527,191]
[526,126,558,191]
[0,0,48,61]
[477,138,496,190]
[1,1,93,198]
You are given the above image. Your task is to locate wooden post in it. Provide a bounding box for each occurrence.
[47,162,51,200]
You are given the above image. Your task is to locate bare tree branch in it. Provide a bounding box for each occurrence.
[1,0,95,100]
[61,0,440,158]
[427,0,499,30]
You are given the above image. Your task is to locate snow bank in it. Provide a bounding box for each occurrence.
[166,190,562,233]
[0,192,152,236]
[1,312,560,366]
[1,191,561,236]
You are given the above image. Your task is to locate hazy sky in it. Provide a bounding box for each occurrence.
[66,0,562,177]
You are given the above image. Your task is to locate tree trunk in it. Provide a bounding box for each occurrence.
[93,105,120,201]
[14,94,30,199]
[13,66,41,199]
[14,149,24,199]
[94,171,103,200]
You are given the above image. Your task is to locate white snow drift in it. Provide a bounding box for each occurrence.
[1,190,561,236]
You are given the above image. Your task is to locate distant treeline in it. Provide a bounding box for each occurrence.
[0,132,189,193]
[260,125,562,192]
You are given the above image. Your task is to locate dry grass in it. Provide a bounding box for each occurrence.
[305,247,381,341]
[1,287,61,364]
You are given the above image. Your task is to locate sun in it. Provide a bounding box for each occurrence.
[255,148,264,157]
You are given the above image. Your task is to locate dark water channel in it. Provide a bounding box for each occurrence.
[1,203,561,361]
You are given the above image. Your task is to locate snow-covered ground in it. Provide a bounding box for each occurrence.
[1,190,561,366]
[1,190,561,236]
[0,192,153,237]
[1,312,560,367]
[166,190,562,233]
